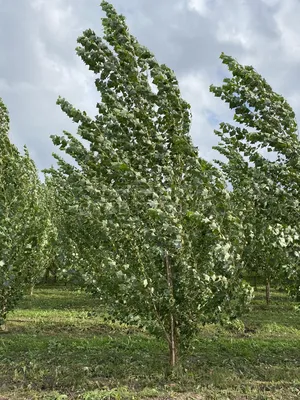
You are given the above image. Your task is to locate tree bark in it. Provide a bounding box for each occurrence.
[165,252,177,368]
[0,291,7,330]
[168,315,177,368]
[43,267,50,283]
[266,278,270,305]
[254,273,258,291]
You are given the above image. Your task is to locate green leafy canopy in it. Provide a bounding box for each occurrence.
[0,98,49,325]
[48,2,252,365]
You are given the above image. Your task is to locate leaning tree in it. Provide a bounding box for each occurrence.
[0,98,49,325]
[210,53,300,303]
[48,2,252,367]
[41,175,89,286]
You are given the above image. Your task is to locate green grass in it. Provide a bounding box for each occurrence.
[0,287,300,399]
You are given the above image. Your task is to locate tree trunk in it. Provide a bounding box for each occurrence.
[43,267,50,283]
[0,293,7,331]
[53,267,58,283]
[30,284,35,296]
[168,316,177,368]
[266,278,270,305]
[165,252,178,368]
[253,274,257,291]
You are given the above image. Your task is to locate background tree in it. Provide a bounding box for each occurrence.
[41,175,88,287]
[210,53,300,303]
[0,97,48,325]
[48,2,252,367]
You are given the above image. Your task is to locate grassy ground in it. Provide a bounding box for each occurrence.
[0,286,299,399]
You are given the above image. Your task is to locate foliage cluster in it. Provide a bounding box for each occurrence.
[1,0,300,368]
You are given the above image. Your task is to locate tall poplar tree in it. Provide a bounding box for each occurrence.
[0,98,48,325]
[49,3,252,366]
[210,53,300,303]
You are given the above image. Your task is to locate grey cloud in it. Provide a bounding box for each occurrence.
[0,2,40,85]
[1,0,300,172]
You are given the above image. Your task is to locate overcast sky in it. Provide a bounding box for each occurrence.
[0,0,299,172]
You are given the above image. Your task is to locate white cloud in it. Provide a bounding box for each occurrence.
[179,70,234,160]
[261,0,281,6]
[187,0,209,15]
[215,4,253,50]
[274,0,300,62]
[30,0,76,40]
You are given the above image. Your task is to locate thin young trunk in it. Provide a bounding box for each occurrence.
[165,252,177,368]
[0,291,7,331]
[168,316,177,368]
[53,267,58,283]
[43,267,50,283]
[266,278,270,305]
[254,274,257,291]
[30,284,35,296]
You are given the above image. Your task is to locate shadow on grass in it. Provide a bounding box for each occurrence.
[243,287,300,331]
[17,287,100,311]
[1,324,300,394]
[0,287,300,396]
